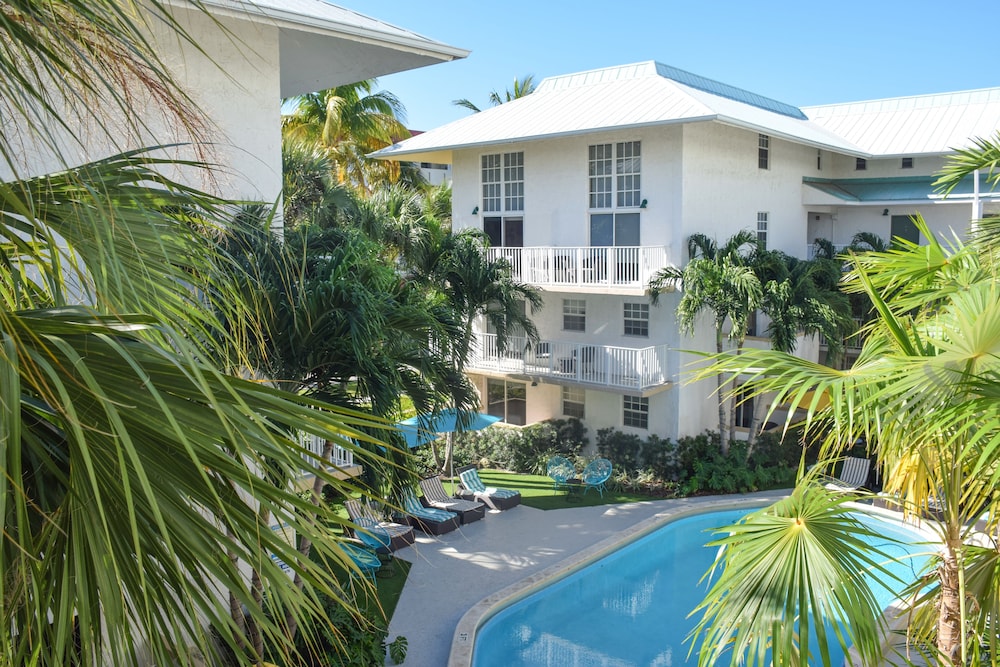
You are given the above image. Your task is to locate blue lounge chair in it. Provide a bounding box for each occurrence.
[341,540,381,582]
[343,499,415,551]
[401,487,460,535]
[457,466,521,510]
[581,458,613,497]
[547,455,576,491]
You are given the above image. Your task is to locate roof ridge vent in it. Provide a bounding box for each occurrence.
[654,63,807,120]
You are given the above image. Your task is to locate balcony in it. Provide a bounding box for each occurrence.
[468,334,673,392]
[295,433,362,487]
[486,246,672,292]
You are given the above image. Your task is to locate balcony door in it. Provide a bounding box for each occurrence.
[484,216,523,247]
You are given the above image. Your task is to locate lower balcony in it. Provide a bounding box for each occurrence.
[486,245,672,292]
[468,334,673,391]
[294,433,362,488]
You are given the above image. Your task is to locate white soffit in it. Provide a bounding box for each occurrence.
[200,0,469,97]
[803,88,1000,156]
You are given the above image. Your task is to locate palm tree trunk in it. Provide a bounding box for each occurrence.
[716,326,728,453]
[937,527,965,664]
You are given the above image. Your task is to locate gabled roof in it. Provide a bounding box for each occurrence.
[802,88,1000,156]
[373,61,864,161]
[199,0,468,97]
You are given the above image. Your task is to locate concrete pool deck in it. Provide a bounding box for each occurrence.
[386,490,788,666]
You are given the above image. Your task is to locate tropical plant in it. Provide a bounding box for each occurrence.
[648,230,761,450]
[453,74,536,113]
[283,80,410,195]
[0,2,392,664]
[688,216,1000,665]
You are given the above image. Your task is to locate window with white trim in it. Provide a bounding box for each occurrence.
[623,395,649,429]
[758,134,770,169]
[486,378,526,426]
[482,151,524,247]
[562,298,586,332]
[735,384,753,429]
[756,212,768,248]
[855,157,867,171]
[588,142,641,247]
[562,386,585,419]
[623,302,649,337]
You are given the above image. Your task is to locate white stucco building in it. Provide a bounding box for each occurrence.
[375,61,1000,441]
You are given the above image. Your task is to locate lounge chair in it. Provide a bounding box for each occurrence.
[456,466,521,511]
[418,475,486,524]
[821,456,871,492]
[343,499,415,551]
[400,487,460,535]
[581,458,613,497]
[547,455,576,491]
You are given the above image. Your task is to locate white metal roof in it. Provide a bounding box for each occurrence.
[802,88,1000,156]
[199,0,469,97]
[373,61,864,161]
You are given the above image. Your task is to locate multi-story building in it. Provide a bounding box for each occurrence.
[376,61,1000,440]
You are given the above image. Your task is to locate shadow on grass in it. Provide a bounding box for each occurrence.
[474,470,657,511]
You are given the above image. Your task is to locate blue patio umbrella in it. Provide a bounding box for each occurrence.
[396,408,501,449]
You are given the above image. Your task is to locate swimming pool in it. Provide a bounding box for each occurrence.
[471,506,928,667]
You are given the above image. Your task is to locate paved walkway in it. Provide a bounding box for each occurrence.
[386,491,786,666]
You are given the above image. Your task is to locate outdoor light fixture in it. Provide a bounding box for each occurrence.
[882,208,889,216]
[640,199,648,209]
[472,206,479,215]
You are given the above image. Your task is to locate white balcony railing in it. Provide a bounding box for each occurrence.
[297,433,355,474]
[487,246,671,290]
[469,334,673,391]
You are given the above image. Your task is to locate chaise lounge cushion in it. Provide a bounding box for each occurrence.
[343,499,416,551]
[418,475,486,524]
[456,466,521,510]
[401,487,460,535]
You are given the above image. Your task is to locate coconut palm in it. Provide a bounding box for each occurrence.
[649,230,761,449]
[453,74,536,113]
[283,80,410,195]
[1,2,388,664]
[688,216,1000,665]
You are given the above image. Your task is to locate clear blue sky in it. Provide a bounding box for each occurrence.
[344,0,998,132]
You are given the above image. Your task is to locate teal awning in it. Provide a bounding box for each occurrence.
[803,174,988,202]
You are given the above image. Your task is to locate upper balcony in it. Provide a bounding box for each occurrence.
[486,245,673,294]
[467,334,674,393]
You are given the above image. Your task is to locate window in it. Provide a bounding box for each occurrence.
[485,300,526,338]
[855,157,867,171]
[623,302,649,337]
[482,152,524,247]
[486,379,526,426]
[758,134,770,169]
[563,298,586,332]
[562,386,585,419]
[901,157,914,169]
[756,212,768,248]
[589,142,641,247]
[623,395,649,429]
[817,149,822,171]
[735,385,753,429]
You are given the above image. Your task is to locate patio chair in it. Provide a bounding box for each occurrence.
[400,487,460,535]
[340,539,381,582]
[343,499,415,551]
[456,466,521,511]
[821,456,871,492]
[547,455,576,491]
[418,475,486,524]
[581,458,613,497]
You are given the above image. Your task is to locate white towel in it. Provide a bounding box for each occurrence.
[474,492,498,511]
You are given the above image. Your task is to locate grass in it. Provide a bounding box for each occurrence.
[470,470,656,510]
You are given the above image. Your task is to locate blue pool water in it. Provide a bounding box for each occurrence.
[472,507,928,667]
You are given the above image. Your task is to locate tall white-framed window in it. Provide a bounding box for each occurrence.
[588,141,641,246]
[758,134,770,169]
[623,395,649,429]
[562,298,586,332]
[562,386,585,419]
[482,151,524,247]
[756,212,769,248]
[623,302,649,337]
[486,378,526,425]
[735,384,754,429]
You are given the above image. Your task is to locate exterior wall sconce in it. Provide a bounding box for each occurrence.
[882,208,889,216]
[472,206,479,215]
[640,199,648,209]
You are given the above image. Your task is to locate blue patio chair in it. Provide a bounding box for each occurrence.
[581,458,613,497]
[547,455,576,491]
[343,499,415,551]
[457,466,521,510]
[400,487,460,535]
[341,540,381,582]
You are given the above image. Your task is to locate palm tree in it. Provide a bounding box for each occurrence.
[453,74,536,113]
[688,216,1000,666]
[283,80,410,195]
[648,230,761,450]
[1,2,387,664]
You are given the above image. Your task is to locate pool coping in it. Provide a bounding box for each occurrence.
[447,492,787,667]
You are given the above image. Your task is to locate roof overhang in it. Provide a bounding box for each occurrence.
[802,174,991,206]
[197,0,469,98]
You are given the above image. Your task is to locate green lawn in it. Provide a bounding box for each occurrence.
[468,470,656,510]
